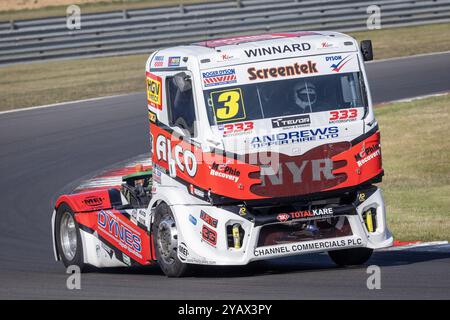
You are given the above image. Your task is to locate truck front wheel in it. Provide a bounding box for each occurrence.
[55,203,87,271]
[153,203,192,277]
[328,247,373,266]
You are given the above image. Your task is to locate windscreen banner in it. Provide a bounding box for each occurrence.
[201,53,360,90]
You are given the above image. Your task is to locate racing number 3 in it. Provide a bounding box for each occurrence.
[211,88,246,123]
[217,91,240,119]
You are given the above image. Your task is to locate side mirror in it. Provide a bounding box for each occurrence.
[360,40,374,61]
[173,72,192,92]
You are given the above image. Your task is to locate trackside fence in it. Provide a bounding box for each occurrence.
[1,0,450,65]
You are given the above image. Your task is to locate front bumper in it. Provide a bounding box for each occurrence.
[172,186,393,266]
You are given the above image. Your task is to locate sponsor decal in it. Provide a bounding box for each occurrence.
[217,53,236,62]
[258,158,336,187]
[146,72,162,110]
[320,42,334,49]
[271,115,311,129]
[153,163,167,175]
[202,68,237,87]
[249,142,350,198]
[209,162,240,183]
[355,143,381,167]
[248,61,318,80]
[189,214,197,226]
[254,238,363,257]
[168,56,181,67]
[329,108,358,123]
[244,43,311,58]
[178,242,189,261]
[153,55,164,67]
[130,209,138,224]
[358,192,366,202]
[250,126,339,148]
[286,208,334,220]
[185,257,217,265]
[148,110,157,123]
[239,207,247,216]
[327,55,352,73]
[189,184,206,199]
[97,210,142,254]
[156,135,198,178]
[276,213,290,222]
[202,225,217,246]
[153,168,161,184]
[219,121,254,136]
[137,209,147,225]
[210,88,246,123]
[200,210,218,228]
[122,254,131,266]
[82,196,104,207]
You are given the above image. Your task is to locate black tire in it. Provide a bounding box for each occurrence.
[152,203,193,277]
[55,203,87,271]
[328,247,373,266]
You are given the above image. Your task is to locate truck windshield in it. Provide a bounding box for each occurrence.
[203,72,366,125]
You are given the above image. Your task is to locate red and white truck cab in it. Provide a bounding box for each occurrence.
[145,31,392,275]
[52,31,393,277]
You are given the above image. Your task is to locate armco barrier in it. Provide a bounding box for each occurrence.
[1,0,450,65]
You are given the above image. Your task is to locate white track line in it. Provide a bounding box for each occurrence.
[381,241,449,251]
[0,92,141,115]
[377,92,449,105]
[1,51,450,115]
[368,50,450,64]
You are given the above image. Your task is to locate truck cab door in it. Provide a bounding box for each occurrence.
[166,72,197,137]
[164,72,202,178]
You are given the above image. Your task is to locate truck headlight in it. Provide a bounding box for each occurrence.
[362,208,377,233]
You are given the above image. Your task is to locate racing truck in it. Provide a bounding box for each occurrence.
[52,31,393,277]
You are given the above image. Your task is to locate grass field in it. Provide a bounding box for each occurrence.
[1,23,450,112]
[0,0,218,22]
[351,23,450,60]
[0,54,146,110]
[376,94,450,242]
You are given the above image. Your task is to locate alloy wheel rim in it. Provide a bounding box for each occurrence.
[60,212,77,261]
[157,215,178,265]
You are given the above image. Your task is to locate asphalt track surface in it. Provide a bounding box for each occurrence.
[1,52,450,299]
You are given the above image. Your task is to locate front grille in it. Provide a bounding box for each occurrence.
[257,217,352,247]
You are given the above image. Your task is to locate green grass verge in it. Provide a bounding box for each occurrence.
[0,0,220,22]
[376,93,450,242]
[0,54,148,110]
[350,22,450,60]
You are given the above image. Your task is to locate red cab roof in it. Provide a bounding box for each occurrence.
[193,31,320,48]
